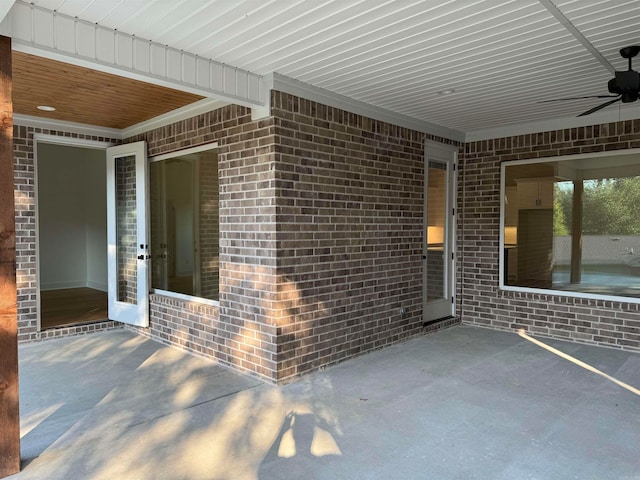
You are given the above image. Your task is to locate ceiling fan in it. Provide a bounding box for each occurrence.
[541,45,640,116]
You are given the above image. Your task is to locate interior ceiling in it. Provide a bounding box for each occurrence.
[18,0,640,133]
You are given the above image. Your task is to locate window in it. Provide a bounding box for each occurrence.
[501,150,640,301]
[150,145,219,302]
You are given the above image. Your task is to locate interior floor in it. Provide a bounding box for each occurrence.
[40,287,108,329]
[167,275,193,295]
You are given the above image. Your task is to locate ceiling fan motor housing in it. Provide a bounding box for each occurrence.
[608,71,640,102]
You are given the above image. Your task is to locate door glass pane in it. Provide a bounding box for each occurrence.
[150,162,168,291]
[115,155,138,304]
[426,160,447,302]
[149,148,219,300]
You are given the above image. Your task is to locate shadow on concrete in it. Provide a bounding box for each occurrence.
[17,329,343,479]
[258,411,341,479]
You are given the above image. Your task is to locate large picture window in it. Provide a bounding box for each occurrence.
[501,150,640,301]
[150,145,219,302]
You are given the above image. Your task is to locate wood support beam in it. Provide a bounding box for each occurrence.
[570,180,583,284]
[0,35,20,478]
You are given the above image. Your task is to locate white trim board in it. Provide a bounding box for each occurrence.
[269,73,466,143]
[16,114,122,139]
[17,99,232,142]
[33,132,115,149]
[465,104,640,142]
[122,99,229,139]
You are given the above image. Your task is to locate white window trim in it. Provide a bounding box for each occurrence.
[152,289,220,307]
[149,142,219,163]
[149,142,220,307]
[500,147,640,305]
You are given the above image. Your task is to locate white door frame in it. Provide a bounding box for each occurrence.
[423,140,457,322]
[33,134,114,332]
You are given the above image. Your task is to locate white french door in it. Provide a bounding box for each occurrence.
[106,141,149,327]
[423,141,457,322]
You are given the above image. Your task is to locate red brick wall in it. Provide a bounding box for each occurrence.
[461,121,640,351]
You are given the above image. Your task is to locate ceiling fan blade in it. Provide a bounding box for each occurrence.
[538,95,619,103]
[577,97,621,116]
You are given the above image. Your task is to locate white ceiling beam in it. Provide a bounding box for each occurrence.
[1,1,265,108]
[538,0,615,75]
[270,72,465,143]
[465,103,640,142]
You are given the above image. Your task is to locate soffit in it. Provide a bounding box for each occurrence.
[22,0,640,133]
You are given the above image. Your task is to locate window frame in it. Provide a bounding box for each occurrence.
[149,142,220,306]
[499,147,640,304]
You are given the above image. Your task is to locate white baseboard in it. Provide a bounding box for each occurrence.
[40,281,85,291]
[40,280,108,291]
[87,280,108,292]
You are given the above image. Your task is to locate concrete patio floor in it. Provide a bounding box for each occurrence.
[12,325,640,479]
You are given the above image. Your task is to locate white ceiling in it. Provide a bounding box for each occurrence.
[24,0,640,135]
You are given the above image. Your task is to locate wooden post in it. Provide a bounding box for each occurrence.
[570,180,583,284]
[0,35,20,478]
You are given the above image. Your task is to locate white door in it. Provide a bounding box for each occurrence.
[423,141,457,322]
[106,141,149,327]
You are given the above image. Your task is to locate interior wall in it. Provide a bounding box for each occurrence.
[84,149,108,290]
[37,143,107,291]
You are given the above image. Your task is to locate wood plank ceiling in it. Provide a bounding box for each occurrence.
[13,51,203,129]
[16,0,640,132]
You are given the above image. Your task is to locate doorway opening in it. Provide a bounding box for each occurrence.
[37,141,109,330]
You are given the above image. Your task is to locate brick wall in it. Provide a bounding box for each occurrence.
[461,121,640,351]
[125,98,462,383]
[115,155,137,303]
[271,92,460,381]
[13,125,121,341]
[126,105,281,382]
[23,98,640,384]
[198,151,220,299]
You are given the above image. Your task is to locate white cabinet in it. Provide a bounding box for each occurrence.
[515,178,554,209]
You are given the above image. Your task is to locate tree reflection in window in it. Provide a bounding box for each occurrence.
[502,153,640,300]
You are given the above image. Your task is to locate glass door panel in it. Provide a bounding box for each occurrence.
[426,161,447,303]
[107,142,149,327]
[116,154,138,304]
[424,142,456,322]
